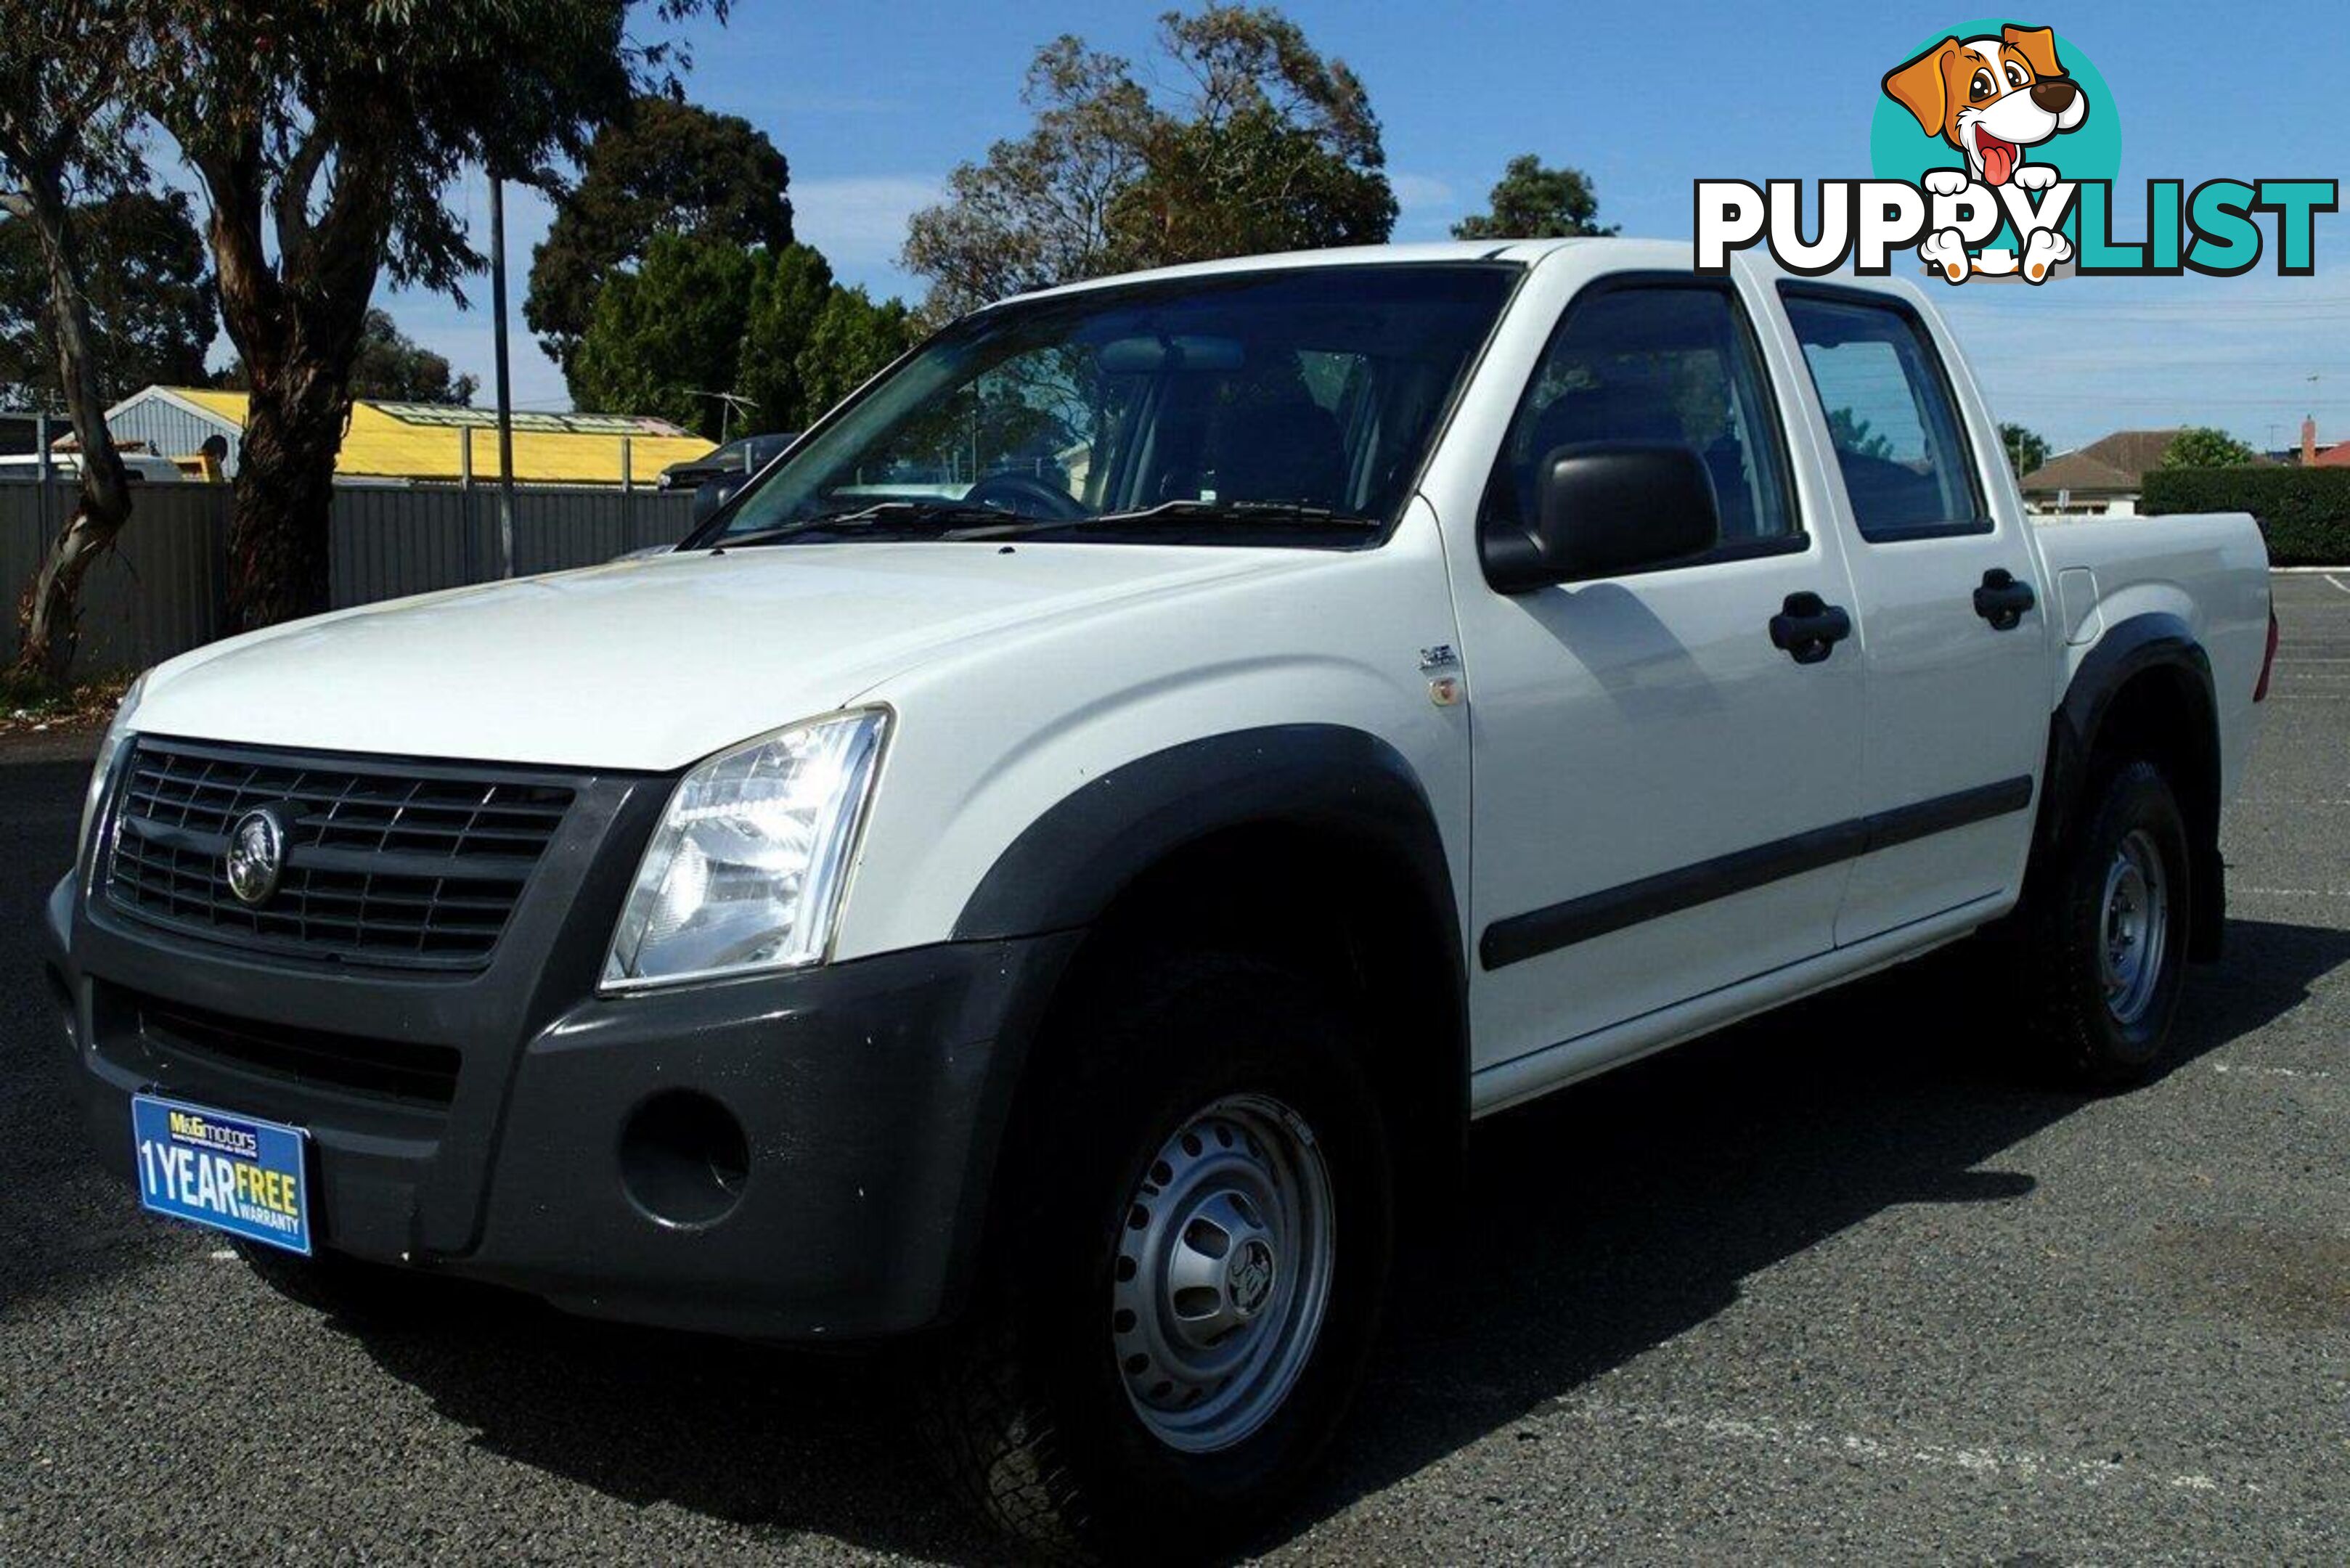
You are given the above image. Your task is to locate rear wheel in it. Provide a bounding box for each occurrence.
[923,952,1393,1562]
[2020,759,2192,1087]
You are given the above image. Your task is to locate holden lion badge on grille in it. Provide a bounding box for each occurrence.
[224,806,292,907]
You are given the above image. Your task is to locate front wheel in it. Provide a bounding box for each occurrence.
[923,952,1393,1562]
[2020,759,2192,1087]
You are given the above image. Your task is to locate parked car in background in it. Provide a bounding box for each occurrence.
[0,452,187,483]
[656,431,797,492]
[44,240,2273,1561]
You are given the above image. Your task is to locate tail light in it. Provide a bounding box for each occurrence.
[2253,605,2280,703]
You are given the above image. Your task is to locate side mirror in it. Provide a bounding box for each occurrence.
[692,471,750,526]
[1482,442,1721,592]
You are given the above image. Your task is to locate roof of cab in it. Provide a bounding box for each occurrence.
[986,237,1952,318]
[987,237,1602,310]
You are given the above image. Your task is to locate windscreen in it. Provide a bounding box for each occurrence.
[701,263,1518,547]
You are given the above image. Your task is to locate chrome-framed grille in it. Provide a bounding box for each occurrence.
[105,738,576,969]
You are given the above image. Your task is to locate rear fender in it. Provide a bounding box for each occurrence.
[2039,612,2224,959]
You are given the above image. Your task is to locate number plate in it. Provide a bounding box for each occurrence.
[131,1093,312,1256]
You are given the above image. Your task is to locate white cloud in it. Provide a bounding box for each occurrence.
[791,175,944,292]
[1387,171,1462,241]
[1389,171,1456,211]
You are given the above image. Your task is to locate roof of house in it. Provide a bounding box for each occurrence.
[2021,429,2192,494]
[115,387,713,484]
[2313,440,2350,467]
[2019,449,2145,495]
[2073,428,2190,479]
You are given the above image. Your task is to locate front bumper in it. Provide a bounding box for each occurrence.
[44,844,1077,1339]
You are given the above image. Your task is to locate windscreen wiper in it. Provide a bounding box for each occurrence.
[714,499,1029,547]
[1080,499,1384,530]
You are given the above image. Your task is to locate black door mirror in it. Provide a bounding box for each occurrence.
[1483,442,1721,592]
[691,471,750,526]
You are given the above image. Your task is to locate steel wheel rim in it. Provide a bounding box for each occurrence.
[2099,828,2170,1026]
[1111,1092,1336,1454]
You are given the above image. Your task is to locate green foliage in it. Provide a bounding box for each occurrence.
[0,189,214,408]
[902,4,1395,319]
[571,234,918,437]
[571,232,759,434]
[2142,466,2350,566]
[350,310,478,405]
[794,287,918,419]
[1999,422,2049,477]
[2158,426,2256,469]
[527,95,793,382]
[737,242,834,433]
[1827,407,1895,461]
[1451,155,1615,240]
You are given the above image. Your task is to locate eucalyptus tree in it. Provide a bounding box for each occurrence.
[0,0,160,682]
[147,0,722,629]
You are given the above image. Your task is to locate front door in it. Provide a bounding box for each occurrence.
[1443,266,1867,1085]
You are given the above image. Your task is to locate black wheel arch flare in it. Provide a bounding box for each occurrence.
[951,722,1471,1161]
[2038,611,2227,960]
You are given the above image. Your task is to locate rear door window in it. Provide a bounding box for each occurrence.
[1780,290,1986,542]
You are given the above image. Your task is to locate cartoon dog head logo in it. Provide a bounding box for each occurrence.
[1882,25,2088,189]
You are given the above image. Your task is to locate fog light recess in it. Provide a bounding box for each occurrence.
[619,1090,750,1229]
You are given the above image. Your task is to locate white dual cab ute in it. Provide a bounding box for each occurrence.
[46,239,2273,1558]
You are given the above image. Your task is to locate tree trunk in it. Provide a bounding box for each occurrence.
[226,367,347,631]
[15,501,123,685]
[195,134,383,635]
[9,166,135,685]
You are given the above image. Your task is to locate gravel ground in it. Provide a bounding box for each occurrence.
[2,573,2344,1564]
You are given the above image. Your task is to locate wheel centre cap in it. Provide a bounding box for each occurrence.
[1226,1237,1278,1319]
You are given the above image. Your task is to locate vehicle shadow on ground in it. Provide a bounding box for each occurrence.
[302,917,2350,1563]
[1265,915,2350,1550]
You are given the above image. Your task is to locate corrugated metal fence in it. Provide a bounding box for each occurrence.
[1,478,697,674]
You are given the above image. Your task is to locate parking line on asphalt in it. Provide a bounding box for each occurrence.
[2324,574,2350,595]
[1544,1397,2253,1496]
[2211,1061,2330,1081]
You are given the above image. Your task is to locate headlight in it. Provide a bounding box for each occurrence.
[79,671,147,858]
[603,710,888,990]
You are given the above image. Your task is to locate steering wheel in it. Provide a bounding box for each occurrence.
[961,470,1088,520]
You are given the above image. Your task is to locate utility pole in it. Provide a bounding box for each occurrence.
[489,175,518,578]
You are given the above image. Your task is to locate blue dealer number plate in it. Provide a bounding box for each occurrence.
[131,1093,313,1255]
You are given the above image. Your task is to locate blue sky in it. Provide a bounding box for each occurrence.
[380,0,2347,454]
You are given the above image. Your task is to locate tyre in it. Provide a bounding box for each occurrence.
[2020,759,2192,1087]
[924,952,1394,1563]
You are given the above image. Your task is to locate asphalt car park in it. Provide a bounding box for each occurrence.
[3,571,2344,1564]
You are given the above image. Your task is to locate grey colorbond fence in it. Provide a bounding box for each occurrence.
[1,478,697,674]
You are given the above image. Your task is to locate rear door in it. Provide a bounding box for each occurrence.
[1436,258,1868,1082]
[1769,283,2048,943]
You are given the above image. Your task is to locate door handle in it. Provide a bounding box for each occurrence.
[1768,591,1853,665]
[1973,568,2036,630]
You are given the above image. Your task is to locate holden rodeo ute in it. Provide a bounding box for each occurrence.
[44,239,2272,1559]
